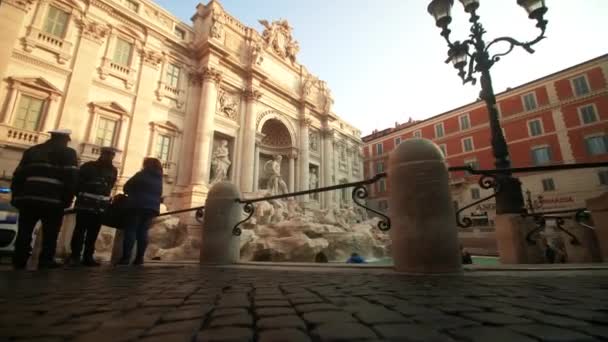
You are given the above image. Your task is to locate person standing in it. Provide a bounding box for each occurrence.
[116,158,163,266]
[10,129,78,269]
[67,147,118,267]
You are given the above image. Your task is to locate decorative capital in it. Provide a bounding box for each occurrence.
[76,18,109,45]
[322,128,335,139]
[201,66,222,84]
[140,48,163,68]
[300,117,312,127]
[243,88,262,101]
[3,0,35,12]
[187,71,202,87]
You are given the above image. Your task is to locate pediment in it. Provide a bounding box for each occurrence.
[9,77,62,95]
[89,101,130,116]
[150,120,181,133]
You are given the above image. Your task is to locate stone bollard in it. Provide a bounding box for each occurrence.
[200,181,241,264]
[586,192,608,262]
[388,139,461,273]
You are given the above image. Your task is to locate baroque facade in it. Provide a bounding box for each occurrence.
[363,54,608,227]
[0,0,364,219]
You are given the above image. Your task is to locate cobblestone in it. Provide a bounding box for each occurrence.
[0,265,606,341]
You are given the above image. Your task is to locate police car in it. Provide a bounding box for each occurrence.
[0,187,18,256]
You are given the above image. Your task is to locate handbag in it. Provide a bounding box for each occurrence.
[102,193,129,229]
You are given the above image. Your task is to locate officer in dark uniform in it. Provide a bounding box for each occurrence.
[11,129,78,270]
[68,147,118,266]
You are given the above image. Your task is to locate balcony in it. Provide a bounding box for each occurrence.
[23,27,73,64]
[80,143,123,166]
[155,82,185,109]
[99,58,136,89]
[0,124,50,149]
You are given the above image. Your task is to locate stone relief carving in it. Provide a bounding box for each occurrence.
[217,90,239,120]
[140,48,163,68]
[258,19,299,64]
[210,139,231,184]
[210,11,224,40]
[4,0,35,12]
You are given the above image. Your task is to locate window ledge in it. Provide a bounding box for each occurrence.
[23,27,73,64]
[0,124,49,149]
[98,58,136,89]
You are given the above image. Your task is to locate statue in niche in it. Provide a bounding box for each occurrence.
[309,132,319,152]
[264,155,288,196]
[210,140,231,184]
[309,167,319,200]
[218,90,238,119]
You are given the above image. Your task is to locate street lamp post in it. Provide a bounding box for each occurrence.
[427,0,548,214]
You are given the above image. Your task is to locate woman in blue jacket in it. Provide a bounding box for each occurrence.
[117,157,163,266]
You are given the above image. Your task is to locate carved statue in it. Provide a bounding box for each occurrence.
[309,131,319,152]
[210,11,223,39]
[258,18,299,63]
[251,39,264,66]
[210,140,231,184]
[309,168,319,200]
[218,90,238,119]
[264,155,288,196]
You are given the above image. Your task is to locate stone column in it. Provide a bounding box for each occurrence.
[239,88,262,192]
[0,1,32,84]
[176,72,202,187]
[322,128,334,207]
[201,182,241,264]
[587,192,608,261]
[288,153,295,192]
[389,139,461,273]
[121,48,163,177]
[253,144,260,191]
[191,66,222,187]
[299,118,311,200]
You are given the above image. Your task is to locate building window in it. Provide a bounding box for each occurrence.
[462,137,474,152]
[579,104,598,125]
[13,95,45,131]
[43,6,69,38]
[435,123,444,138]
[585,135,608,156]
[174,27,186,40]
[376,162,384,174]
[375,143,383,155]
[378,179,386,193]
[542,178,555,192]
[471,188,480,200]
[528,119,543,137]
[95,117,117,147]
[459,114,470,130]
[155,134,172,162]
[598,170,608,185]
[166,63,181,88]
[572,75,590,96]
[531,146,551,165]
[413,130,422,138]
[112,37,133,66]
[522,92,537,111]
[395,137,402,146]
[125,0,139,12]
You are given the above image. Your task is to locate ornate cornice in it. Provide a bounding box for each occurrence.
[140,48,163,68]
[76,18,109,45]
[4,0,35,13]
[200,66,222,84]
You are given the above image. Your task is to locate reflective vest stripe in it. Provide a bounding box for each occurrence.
[26,177,63,185]
[80,192,111,201]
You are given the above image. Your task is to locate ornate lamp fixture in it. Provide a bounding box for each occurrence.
[427,0,548,214]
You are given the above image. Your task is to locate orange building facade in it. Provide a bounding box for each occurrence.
[363,54,608,226]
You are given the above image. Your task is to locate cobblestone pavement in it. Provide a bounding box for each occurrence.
[1,265,607,342]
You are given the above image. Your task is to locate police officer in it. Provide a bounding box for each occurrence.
[11,129,78,269]
[67,147,117,266]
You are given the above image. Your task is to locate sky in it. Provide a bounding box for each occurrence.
[154,0,608,135]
